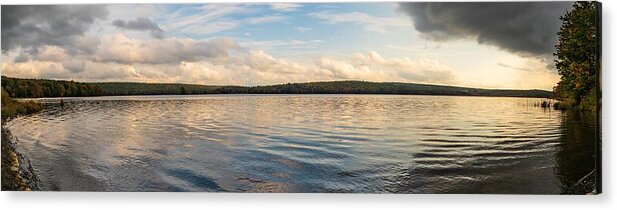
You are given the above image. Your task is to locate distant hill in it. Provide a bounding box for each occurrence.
[245,81,553,98]
[1,76,552,98]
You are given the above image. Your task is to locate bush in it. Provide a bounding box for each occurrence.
[1,89,42,122]
[579,87,597,112]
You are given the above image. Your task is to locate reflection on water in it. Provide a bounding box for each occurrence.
[7,95,597,193]
[555,111,597,194]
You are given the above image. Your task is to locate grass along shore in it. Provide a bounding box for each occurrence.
[1,89,42,191]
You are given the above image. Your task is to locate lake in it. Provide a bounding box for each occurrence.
[6,95,597,193]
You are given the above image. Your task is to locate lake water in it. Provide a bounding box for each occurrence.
[6,95,597,193]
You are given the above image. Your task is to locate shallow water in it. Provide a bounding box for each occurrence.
[7,95,597,193]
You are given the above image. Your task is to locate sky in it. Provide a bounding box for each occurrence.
[1,2,574,90]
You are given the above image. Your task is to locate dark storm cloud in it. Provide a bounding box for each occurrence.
[112,17,165,39]
[1,5,108,54]
[397,2,573,56]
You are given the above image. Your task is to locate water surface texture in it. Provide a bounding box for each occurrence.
[7,95,596,193]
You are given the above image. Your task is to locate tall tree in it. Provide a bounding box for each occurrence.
[554,1,600,109]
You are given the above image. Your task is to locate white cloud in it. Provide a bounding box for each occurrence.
[159,5,287,36]
[242,50,308,74]
[296,27,312,33]
[240,39,324,50]
[106,4,163,21]
[2,37,459,87]
[268,3,303,12]
[317,57,373,79]
[94,34,240,65]
[161,4,249,32]
[309,11,409,33]
[187,21,241,35]
[2,60,62,79]
[353,51,457,79]
[318,51,458,84]
[244,15,286,24]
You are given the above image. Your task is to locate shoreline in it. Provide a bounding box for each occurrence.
[1,126,40,191]
[12,93,556,104]
[1,89,42,191]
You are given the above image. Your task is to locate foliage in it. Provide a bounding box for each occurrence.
[246,81,552,97]
[554,1,599,110]
[1,77,553,98]
[1,89,42,191]
[90,80,553,97]
[1,76,102,98]
[93,82,231,95]
[1,89,43,122]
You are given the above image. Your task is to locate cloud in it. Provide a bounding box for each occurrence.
[187,21,241,35]
[2,59,75,80]
[497,62,531,72]
[317,57,374,79]
[240,39,324,50]
[268,3,303,12]
[0,4,561,90]
[309,11,409,33]
[94,34,241,65]
[245,15,286,24]
[111,62,229,84]
[1,5,108,53]
[242,50,308,74]
[2,38,459,87]
[397,2,573,56]
[161,4,249,33]
[13,50,31,63]
[8,45,90,73]
[296,27,312,33]
[112,17,165,39]
[160,4,286,36]
[352,51,457,83]
[314,51,457,84]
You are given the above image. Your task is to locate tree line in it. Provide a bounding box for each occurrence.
[246,81,552,97]
[1,76,552,98]
[1,76,102,98]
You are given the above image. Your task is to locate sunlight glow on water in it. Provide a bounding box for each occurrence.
[7,95,596,193]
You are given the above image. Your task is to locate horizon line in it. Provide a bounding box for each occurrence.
[1,75,553,92]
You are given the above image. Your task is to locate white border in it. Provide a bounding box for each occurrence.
[1,1,615,210]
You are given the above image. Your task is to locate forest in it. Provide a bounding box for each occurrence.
[1,76,552,98]
[1,76,102,98]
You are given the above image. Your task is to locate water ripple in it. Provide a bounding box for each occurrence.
[7,95,594,193]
